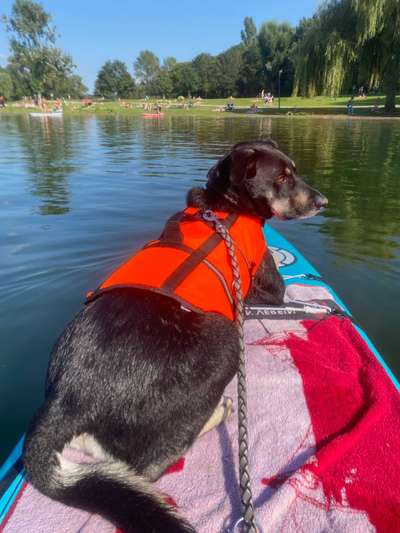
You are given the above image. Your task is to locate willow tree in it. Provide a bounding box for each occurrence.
[293,0,400,111]
[293,1,359,97]
[353,0,400,111]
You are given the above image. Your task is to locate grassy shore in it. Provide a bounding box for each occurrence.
[1,95,399,118]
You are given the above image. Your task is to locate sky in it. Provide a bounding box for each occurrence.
[0,0,321,92]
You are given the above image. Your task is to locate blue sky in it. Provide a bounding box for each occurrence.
[0,0,321,91]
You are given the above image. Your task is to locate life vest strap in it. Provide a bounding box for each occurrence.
[143,237,234,306]
[143,240,194,254]
[161,213,237,292]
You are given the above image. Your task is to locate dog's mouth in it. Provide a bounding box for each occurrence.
[297,208,324,219]
[269,188,328,221]
[272,204,325,221]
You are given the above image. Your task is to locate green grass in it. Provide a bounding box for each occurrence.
[204,95,400,108]
[1,95,399,118]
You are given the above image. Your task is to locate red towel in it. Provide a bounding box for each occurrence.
[287,317,400,532]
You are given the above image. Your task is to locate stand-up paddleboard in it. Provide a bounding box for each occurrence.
[0,224,399,531]
[29,110,63,118]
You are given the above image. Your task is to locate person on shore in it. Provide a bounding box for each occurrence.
[347,96,354,115]
[0,95,5,108]
[265,92,274,104]
[40,98,49,113]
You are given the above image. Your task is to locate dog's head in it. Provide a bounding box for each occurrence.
[205,140,328,220]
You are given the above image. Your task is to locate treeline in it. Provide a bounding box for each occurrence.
[95,18,296,100]
[1,0,399,111]
[94,0,400,111]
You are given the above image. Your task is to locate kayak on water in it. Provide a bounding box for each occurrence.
[0,224,399,532]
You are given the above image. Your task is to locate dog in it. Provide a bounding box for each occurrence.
[23,140,327,532]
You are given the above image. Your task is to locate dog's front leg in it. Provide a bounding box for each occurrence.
[198,396,233,437]
[246,248,285,305]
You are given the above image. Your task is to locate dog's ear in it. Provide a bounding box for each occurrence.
[207,153,231,188]
[207,146,258,190]
[230,147,258,184]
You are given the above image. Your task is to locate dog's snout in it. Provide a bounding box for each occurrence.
[314,194,328,209]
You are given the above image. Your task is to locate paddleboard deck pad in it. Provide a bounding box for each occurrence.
[1,225,399,532]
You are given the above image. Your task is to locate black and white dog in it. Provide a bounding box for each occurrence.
[23,140,327,532]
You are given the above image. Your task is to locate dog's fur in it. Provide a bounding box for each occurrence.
[23,140,327,532]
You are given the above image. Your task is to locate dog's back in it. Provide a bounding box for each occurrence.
[23,289,239,532]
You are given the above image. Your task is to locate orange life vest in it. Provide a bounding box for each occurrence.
[86,207,266,321]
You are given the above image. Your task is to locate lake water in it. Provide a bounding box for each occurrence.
[1,113,399,461]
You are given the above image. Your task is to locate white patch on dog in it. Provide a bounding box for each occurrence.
[69,433,112,461]
[53,441,181,517]
[264,189,274,201]
[55,452,140,489]
[271,198,290,217]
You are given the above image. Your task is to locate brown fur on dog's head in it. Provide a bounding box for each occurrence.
[188,140,327,220]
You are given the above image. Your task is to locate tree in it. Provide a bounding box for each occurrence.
[0,68,14,99]
[162,56,177,71]
[192,53,221,98]
[291,17,325,97]
[170,62,199,97]
[237,43,264,96]
[237,17,264,96]
[95,60,135,98]
[258,21,295,96]
[217,45,243,97]
[351,0,400,111]
[134,50,160,85]
[3,0,85,98]
[293,0,400,111]
[152,69,173,97]
[293,2,367,97]
[3,0,56,48]
[241,16,257,46]
[58,74,87,98]
[4,64,29,99]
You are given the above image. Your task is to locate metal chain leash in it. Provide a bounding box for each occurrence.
[202,210,257,533]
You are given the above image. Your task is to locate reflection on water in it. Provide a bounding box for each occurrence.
[12,115,81,215]
[0,113,399,461]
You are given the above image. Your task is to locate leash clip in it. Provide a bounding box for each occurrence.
[202,209,225,231]
[202,209,219,223]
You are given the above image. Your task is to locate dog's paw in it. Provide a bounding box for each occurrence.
[222,396,234,421]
